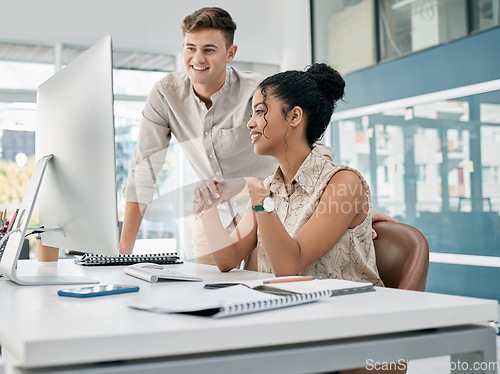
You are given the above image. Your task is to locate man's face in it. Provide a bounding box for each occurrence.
[183,28,236,91]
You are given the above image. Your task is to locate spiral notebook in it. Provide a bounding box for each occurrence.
[130,284,332,318]
[74,252,182,266]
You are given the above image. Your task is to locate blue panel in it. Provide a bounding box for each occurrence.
[338,28,500,111]
[426,262,500,302]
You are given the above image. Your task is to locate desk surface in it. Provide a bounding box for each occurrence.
[0,259,497,370]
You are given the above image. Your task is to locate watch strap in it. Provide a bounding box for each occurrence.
[252,204,265,212]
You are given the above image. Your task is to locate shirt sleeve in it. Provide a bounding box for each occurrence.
[122,81,171,204]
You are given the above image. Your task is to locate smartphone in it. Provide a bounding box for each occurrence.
[58,284,140,298]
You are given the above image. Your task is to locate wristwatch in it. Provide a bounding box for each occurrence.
[252,197,275,213]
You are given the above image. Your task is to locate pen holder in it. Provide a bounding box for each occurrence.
[0,231,7,260]
[36,236,59,263]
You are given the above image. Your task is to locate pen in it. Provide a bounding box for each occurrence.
[263,275,320,284]
[6,209,19,233]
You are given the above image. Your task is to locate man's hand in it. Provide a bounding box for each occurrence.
[193,178,221,214]
[371,211,399,239]
[193,177,247,214]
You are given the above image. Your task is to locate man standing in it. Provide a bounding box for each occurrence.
[120,8,282,263]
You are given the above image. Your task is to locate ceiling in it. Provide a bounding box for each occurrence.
[0,0,288,69]
[0,41,176,71]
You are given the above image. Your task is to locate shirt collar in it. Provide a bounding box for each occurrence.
[265,148,327,196]
[190,67,232,104]
[211,68,231,100]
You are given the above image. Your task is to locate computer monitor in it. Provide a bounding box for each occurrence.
[0,35,119,285]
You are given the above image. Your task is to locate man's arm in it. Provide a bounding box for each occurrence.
[371,211,399,239]
[119,202,147,254]
[119,80,172,254]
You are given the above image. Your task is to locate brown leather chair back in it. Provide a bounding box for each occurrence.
[340,222,429,374]
[372,221,429,291]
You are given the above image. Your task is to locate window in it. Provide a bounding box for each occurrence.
[471,0,500,32]
[312,0,499,71]
[0,102,36,207]
[0,61,54,90]
[311,0,376,74]
[0,41,178,255]
[378,0,468,60]
[113,70,167,96]
[0,43,55,90]
[330,82,500,256]
[483,165,499,184]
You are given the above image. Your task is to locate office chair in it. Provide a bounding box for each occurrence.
[372,221,429,292]
[339,222,429,374]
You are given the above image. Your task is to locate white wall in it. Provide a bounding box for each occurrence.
[282,0,312,70]
[0,0,312,70]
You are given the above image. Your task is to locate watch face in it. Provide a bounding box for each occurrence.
[263,197,275,212]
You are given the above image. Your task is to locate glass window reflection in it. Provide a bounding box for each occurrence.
[471,0,500,32]
[331,89,500,257]
[378,0,468,60]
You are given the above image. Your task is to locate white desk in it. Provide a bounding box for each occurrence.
[0,259,498,374]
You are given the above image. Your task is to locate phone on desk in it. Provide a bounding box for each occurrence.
[58,284,140,298]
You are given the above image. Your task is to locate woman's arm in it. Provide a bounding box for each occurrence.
[199,205,258,272]
[196,179,259,272]
[250,171,367,276]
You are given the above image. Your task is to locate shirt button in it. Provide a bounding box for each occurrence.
[205,131,209,136]
[209,154,213,158]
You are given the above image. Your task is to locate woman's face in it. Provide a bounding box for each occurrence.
[247,89,289,156]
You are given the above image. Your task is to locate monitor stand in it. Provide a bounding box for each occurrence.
[0,155,99,285]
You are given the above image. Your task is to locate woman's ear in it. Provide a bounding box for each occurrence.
[287,106,303,128]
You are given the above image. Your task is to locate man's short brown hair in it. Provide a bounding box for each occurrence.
[181,7,237,48]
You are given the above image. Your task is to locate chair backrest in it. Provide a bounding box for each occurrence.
[372,221,429,291]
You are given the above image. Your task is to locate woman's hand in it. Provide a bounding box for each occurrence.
[193,177,248,215]
[244,177,269,206]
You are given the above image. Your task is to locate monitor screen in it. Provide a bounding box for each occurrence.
[0,35,119,285]
[35,35,119,256]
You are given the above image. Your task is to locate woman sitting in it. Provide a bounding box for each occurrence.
[195,63,382,286]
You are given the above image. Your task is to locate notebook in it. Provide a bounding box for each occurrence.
[129,284,331,318]
[124,263,203,283]
[204,278,375,297]
[74,252,182,266]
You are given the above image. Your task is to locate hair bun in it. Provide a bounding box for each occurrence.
[305,63,345,102]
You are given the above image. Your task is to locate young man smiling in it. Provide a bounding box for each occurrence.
[183,27,236,107]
